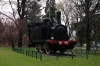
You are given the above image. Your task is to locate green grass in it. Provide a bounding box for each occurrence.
[0,47,100,66]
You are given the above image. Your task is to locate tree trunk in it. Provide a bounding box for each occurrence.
[18,29,23,47]
[17,0,26,48]
[11,40,15,49]
[17,18,24,48]
[86,25,91,51]
[85,0,91,51]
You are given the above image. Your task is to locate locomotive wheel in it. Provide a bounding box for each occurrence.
[60,50,65,54]
[45,49,51,54]
[35,44,39,52]
[36,48,39,52]
[52,50,57,53]
[40,48,45,53]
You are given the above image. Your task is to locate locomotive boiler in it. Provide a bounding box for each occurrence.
[27,11,77,54]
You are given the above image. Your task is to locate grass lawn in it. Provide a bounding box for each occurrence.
[0,47,100,66]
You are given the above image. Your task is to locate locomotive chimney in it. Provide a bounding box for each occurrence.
[56,11,61,25]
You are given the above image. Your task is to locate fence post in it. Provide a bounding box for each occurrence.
[20,48,22,54]
[16,48,18,52]
[32,51,33,57]
[95,50,96,55]
[81,48,82,54]
[16,48,17,52]
[72,52,73,59]
[36,52,37,59]
[17,48,18,53]
[76,49,77,53]
[23,49,24,54]
[40,52,42,61]
[14,48,15,51]
[56,52,58,60]
[12,48,14,51]
[28,50,30,56]
[26,50,27,56]
[17,48,20,53]
[86,51,88,59]
[13,48,15,51]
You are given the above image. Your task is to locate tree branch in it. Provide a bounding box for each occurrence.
[17,0,21,17]
[8,0,18,28]
[21,0,26,18]
[0,11,18,28]
[90,0,99,19]
[9,0,16,21]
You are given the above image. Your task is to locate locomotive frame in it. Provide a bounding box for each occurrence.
[27,11,77,54]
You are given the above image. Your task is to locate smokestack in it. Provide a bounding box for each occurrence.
[56,11,61,24]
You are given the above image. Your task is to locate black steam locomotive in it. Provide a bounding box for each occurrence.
[27,11,77,54]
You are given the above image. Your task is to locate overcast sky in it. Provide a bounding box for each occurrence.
[0,0,60,22]
[0,0,59,14]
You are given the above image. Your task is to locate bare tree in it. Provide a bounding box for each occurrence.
[85,0,100,51]
[16,0,26,47]
[56,0,75,38]
[0,0,26,47]
[0,1,18,47]
[0,18,5,45]
[4,22,18,48]
[71,0,100,51]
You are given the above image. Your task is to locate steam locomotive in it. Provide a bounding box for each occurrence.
[27,11,77,54]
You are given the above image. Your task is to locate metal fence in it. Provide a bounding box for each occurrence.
[12,48,42,61]
[12,47,100,61]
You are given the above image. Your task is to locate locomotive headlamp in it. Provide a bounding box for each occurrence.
[51,37,54,39]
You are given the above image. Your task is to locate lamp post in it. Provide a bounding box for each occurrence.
[49,0,51,18]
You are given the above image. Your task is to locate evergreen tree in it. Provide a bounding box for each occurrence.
[45,0,57,22]
[26,0,42,23]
